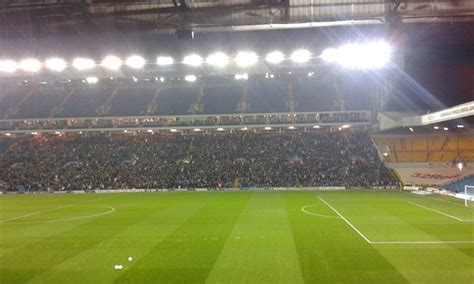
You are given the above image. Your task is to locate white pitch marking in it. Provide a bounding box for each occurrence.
[425,196,472,208]
[371,240,474,245]
[45,206,115,223]
[408,202,473,222]
[0,197,109,224]
[317,196,372,244]
[301,204,341,219]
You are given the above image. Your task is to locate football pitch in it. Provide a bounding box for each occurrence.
[0,190,472,283]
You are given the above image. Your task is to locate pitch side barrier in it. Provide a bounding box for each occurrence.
[2,186,402,195]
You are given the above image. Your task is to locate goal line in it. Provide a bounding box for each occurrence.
[316,196,474,245]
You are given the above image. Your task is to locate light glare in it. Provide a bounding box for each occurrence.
[0,60,17,73]
[126,55,146,69]
[206,52,229,67]
[290,49,311,63]
[235,51,258,67]
[86,76,98,84]
[185,75,197,82]
[156,56,174,66]
[235,73,248,80]
[183,54,203,67]
[73,58,95,70]
[19,58,41,72]
[101,56,122,70]
[265,51,284,64]
[45,58,67,72]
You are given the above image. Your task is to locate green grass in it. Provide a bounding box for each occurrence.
[0,190,472,283]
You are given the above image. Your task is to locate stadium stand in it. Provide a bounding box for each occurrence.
[374,134,474,163]
[108,88,156,116]
[0,131,397,191]
[201,86,241,114]
[444,175,474,193]
[157,87,199,115]
[247,82,287,113]
[62,88,112,117]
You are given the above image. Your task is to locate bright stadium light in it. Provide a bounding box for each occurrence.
[290,49,311,63]
[235,73,248,80]
[264,126,272,130]
[235,51,258,67]
[265,51,284,64]
[206,52,229,67]
[45,58,67,72]
[156,56,174,66]
[126,55,146,69]
[184,75,197,82]
[217,128,224,131]
[86,76,98,84]
[101,56,122,70]
[19,58,41,72]
[73,58,95,71]
[321,48,338,63]
[183,54,203,67]
[336,41,391,69]
[0,60,17,73]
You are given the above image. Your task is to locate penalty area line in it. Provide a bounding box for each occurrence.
[317,196,372,244]
[408,202,473,222]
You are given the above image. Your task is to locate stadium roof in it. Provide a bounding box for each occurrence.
[1,1,474,38]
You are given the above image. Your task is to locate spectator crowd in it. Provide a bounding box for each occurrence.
[0,131,397,191]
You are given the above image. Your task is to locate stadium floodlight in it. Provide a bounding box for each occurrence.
[336,41,391,69]
[0,60,17,73]
[156,56,174,66]
[235,73,248,80]
[235,51,258,67]
[170,128,177,132]
[321,48,338,63]
[409,127,414,132]
[264,126,272,130]
[45,58,67,72]
[290,49,311,63]
[86,76,98,84]
[457,125,464,128]
[183,54,203,67]
[241,127,248,131]
[19,58,41,72]
[184,75,197,82]
[217,128,224,131]
[5,133,11,136]
[126,55,146,69]
[194,128,201,132]
[313,125,320,129]
[265,51,284,64]
[101,56,122,70]
[160,77,165,82]
[443,127,449,131]
[288,126,295,129]
[341,124,351,129]
[433,126,439,130]
[73,58,95,71]
[206,52,229,67]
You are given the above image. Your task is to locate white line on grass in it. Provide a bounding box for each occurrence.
[0,197,108,224]
[301,204,341,219]
[317,196,372,244]
[425,196,472,208]
[45,206,115,223]
[317,196,474,245]
[371,240,474,244]
[408,202,473,222]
